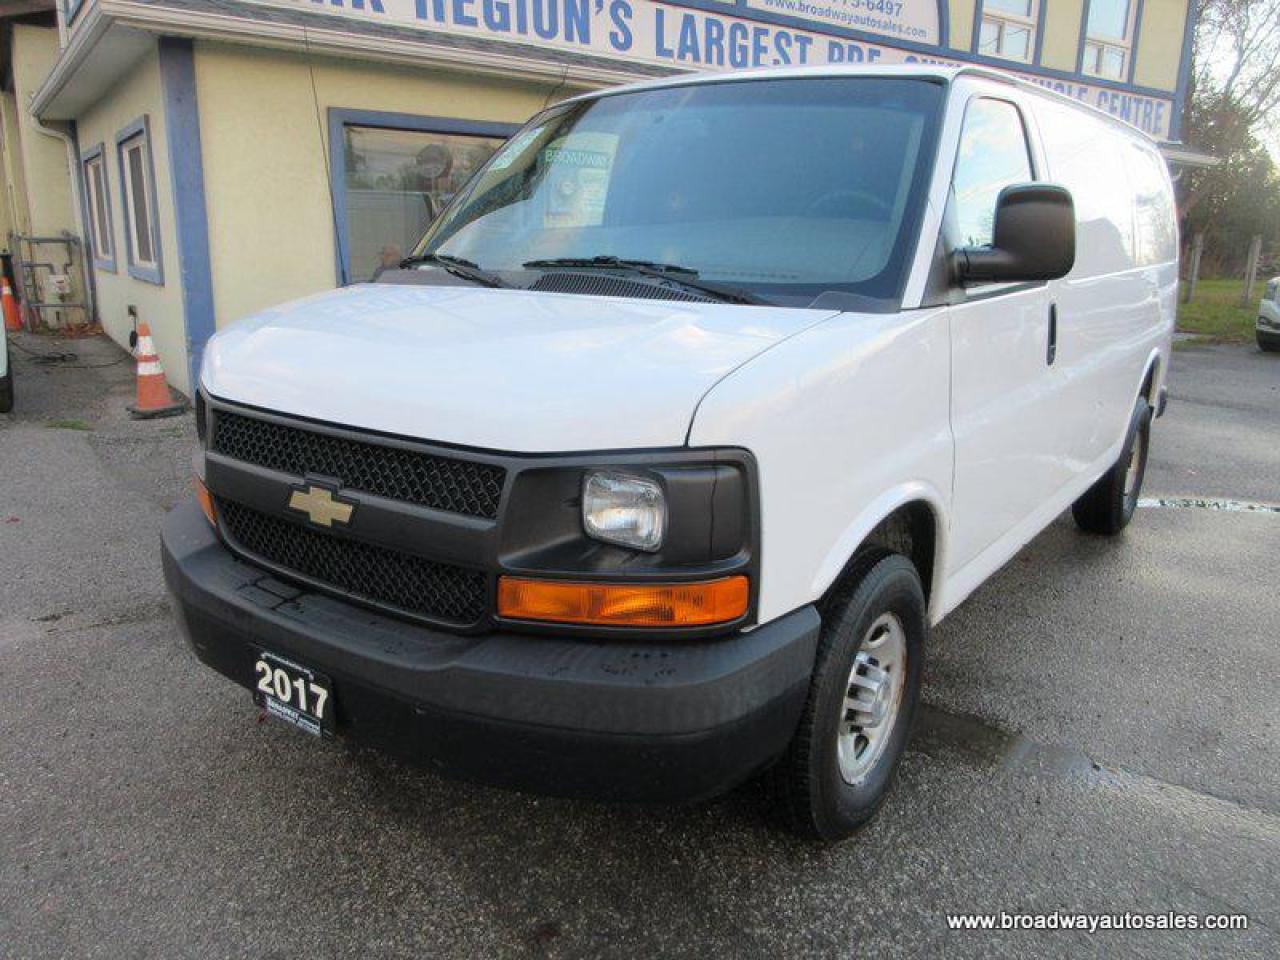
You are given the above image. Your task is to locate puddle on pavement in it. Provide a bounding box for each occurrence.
[914,704,1102,778]
[1138,496,1280,514]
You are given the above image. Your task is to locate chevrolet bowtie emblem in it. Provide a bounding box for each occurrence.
[288,484,355,528]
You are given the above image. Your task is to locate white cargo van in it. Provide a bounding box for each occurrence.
[0,318,12,414]
[164,65,1176,840]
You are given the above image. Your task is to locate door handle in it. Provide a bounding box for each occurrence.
[1047,303,1058,366]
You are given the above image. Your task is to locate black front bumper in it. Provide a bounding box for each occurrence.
[162,500,820,802]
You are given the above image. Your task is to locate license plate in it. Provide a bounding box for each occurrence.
[253,651,334,737]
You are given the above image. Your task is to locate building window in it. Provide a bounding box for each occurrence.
[115,116,164,285]
[81,144,115,272]
[949,98,1034,250]
[978,0,1038,63]
[1082,0,1134,80]
[335,116,511,283]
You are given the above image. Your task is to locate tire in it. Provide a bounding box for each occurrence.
[0,348,12,414]
[767,551,926,842]
[1258,329,1280,353]
[1071,397,1151,535]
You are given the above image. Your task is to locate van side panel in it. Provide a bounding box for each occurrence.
[1030,101,1139,478]
[687,308,953,626]
[1124,138,1180,406]
[935,99,1176,618]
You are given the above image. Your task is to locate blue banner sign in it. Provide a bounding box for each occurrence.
[255,0,1174,139]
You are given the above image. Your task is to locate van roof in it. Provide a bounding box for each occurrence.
[564,63,1159,146]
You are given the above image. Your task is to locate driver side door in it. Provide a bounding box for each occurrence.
[946,95,1070,579]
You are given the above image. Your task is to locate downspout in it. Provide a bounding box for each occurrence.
[30,114,96,327]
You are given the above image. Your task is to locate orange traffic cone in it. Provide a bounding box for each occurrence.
[2,278,20,332]
[128,322,186,419]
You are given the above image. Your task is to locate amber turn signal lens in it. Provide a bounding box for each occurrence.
[195,477,216,527]
[497,576,749,628]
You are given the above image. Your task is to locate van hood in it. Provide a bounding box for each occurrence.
[202,284,836,452]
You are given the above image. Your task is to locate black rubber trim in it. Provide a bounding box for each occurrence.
[162,500,819,802]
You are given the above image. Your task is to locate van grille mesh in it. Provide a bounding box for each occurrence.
[217,498,487,627]
[212,411,505,519]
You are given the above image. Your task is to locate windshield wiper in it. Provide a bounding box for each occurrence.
[522,256,767,305]
[400,252,507,289]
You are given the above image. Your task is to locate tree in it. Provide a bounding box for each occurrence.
[1192,0,1280,130]
[1180,0,1280,273]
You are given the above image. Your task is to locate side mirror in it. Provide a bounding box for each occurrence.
[954,183,1075,284]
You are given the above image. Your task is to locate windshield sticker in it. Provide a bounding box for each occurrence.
[542,133,618,228]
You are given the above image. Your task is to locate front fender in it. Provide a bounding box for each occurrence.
[688,307,953,626]
[810,481,950,625]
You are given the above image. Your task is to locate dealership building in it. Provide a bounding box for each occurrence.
[1,0,1197,396]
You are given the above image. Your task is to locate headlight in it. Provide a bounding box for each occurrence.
[582,470,666,552]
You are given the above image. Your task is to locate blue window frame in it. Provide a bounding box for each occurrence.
[327,108,520,285]
[115,115,164,285]
[65,0,87,25]
[81,142,116,273]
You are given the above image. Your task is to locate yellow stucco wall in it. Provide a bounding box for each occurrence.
[10,25,75,238]
[1039,0,1085,73]
[0,91,31,240]
[949,0,976,53]
[1133,0,1189,91]
[77,48,190,396]
[193,42,592,332]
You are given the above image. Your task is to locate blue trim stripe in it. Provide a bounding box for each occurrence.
[159,37,216,394]
[1126,0,1145,85]
[1032,0,1047,65]
[80,140,117,274]
[326,107,520,286]
[1171,0,1198,139]
[114,114,165,286]
[1076,0,1092,73]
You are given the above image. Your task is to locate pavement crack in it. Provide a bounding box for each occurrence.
[35,599,174,635]
[1137,496,1280,514]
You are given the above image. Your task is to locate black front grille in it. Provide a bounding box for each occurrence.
[218,499,488,626]
[212,411,505,519]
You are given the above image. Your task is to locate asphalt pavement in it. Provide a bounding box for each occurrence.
[1,332,1277,959]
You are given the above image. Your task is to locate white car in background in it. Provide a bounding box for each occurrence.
[0,318,13,413]
[1258,278,1280,352]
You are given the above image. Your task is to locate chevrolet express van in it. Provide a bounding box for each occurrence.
[163,65,1176,840]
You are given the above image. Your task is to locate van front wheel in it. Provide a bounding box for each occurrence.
[1072,398,1151,535]
[767,551,926,842]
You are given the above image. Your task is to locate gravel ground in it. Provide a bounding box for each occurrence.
[1,332,1276,959]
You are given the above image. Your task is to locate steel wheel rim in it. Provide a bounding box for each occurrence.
[837,612,908,785]
[1124,426,1147,501]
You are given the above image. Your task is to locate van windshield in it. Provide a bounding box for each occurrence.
[414,77,944,309]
